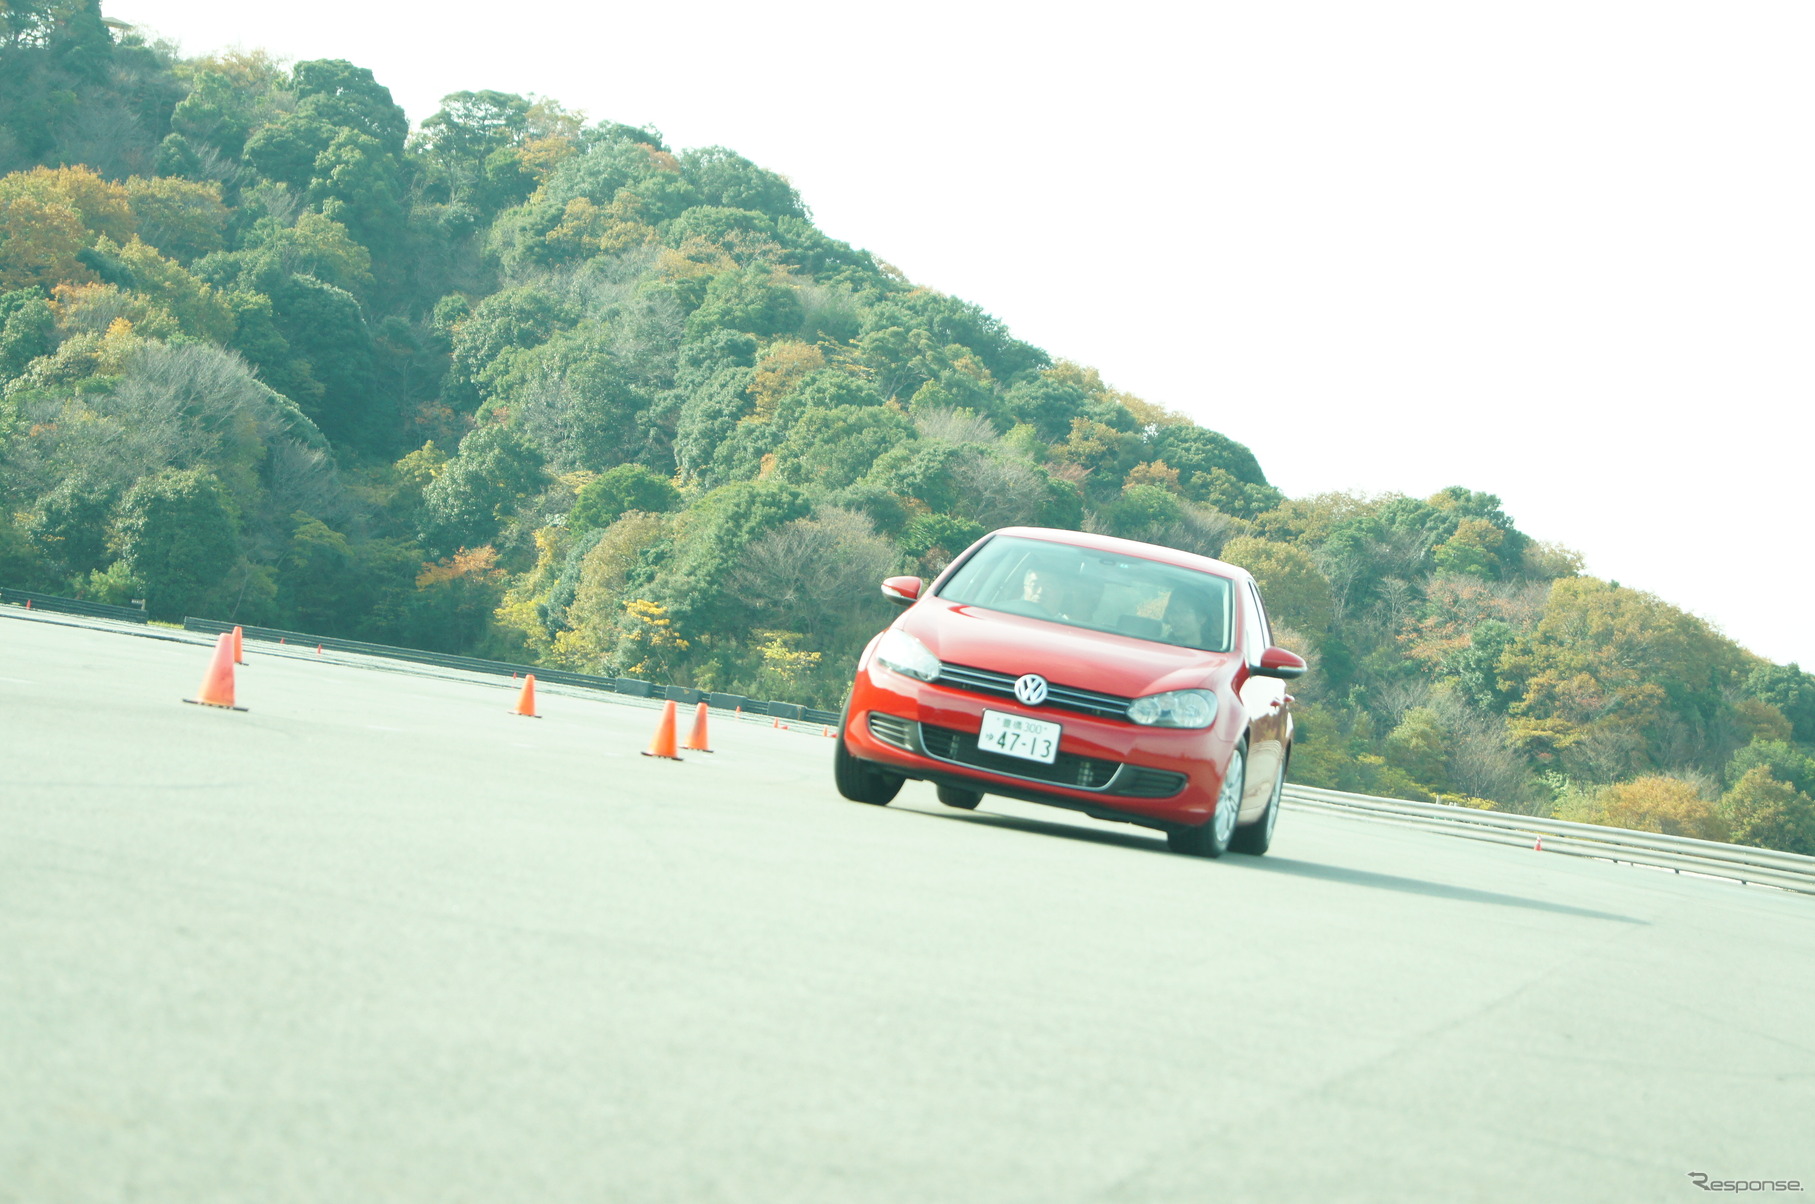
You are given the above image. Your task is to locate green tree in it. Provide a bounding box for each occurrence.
[1384,706,1449,791]
[307,129,406,258]
[1725,739,1815,796]
[647,479,811,634]
[243,114,337,190]
[419,424,548,553]
[0,505,48,587]
[899,513,984,576]
[490,324,649,472]
[1219,535,1334,636]
[860,441,964,515]
[1428,486,1528,575]
[1442,619,1521,713]
[685,265,802,339]
[1718,767,1815,855]
[1150,424,1270,491]
[23,470,118,580]
[1744,663,1815,744]
[666,205,778,252]
[568,464,681,532]
[290,59,408,156]
[412,90,537,214]
[110,467,239,620]
[0,287,53,380]
[121,176,229,264]
[263,272,388,455]
[1432,517,1507,579]
[441,286,576,409]
[1001,372,1086,442]
[860,291,1046,386]
[168,53,290,159]
[672,361,757,482]
[770,405,915,491]
[1098,483,1182,540]
[678,146,806,220]
[277,512,357,631]
[1191,467,1284,520]
[1052,417,1139,497]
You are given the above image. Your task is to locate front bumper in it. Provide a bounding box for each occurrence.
[845,664,1234,830]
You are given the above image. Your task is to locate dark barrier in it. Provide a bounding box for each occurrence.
[3,587,149,624]
[181,616,839,726]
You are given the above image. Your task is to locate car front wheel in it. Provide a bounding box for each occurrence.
[834,729,904,806]
[1229,758,1283,856]
[1167,743,1245,859]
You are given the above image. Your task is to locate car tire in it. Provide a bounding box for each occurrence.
[834,728,904,806]
[1229,757,1284,856]
[936,783,983,810]
[1167,742,1245,859]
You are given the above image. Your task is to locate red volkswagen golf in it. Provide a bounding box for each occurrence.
[834,527,1307,857]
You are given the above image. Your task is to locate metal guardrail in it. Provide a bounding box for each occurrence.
[180,617,841,727]
[1283,784,1815,896]
[2,587,149,623]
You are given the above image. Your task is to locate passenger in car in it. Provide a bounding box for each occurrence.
[1162,590,1213,647]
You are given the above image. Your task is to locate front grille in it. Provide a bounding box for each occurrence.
[921,723,1123,790]
[867,712,915,750]
[869,713,1190,800]
[936,663,1134,720]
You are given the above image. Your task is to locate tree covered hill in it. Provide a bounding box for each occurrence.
[4,1,1813,853]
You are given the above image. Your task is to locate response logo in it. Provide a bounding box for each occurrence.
[1687,1173,1804,1192]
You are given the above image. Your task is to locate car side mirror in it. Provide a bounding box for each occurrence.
[881,575,923,608]
[1253,646,1308,679]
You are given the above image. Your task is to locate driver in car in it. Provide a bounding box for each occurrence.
[1020,567,1070,621]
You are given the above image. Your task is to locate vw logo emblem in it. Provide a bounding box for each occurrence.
[1014,673,1049,706]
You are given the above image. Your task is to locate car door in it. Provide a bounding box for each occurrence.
[1235,578,1285,813]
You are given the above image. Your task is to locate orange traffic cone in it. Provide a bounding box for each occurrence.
[1534,834,1544,852]
[642,700,682,760]
[232,625,245,665]
[184,632,245,710]
[683,701,713,752]
[511,673,540,718]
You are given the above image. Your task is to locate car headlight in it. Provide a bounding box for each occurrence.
[873,628,941,683]
[1126,689,1218,728]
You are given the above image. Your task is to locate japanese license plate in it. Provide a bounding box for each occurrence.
[977,710,1061,764]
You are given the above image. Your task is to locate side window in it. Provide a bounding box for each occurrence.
[1242,580,1271,665]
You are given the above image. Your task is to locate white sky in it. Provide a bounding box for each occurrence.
[116,0,1815,669]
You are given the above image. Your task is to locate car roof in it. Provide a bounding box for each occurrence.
[986,527,1253,583]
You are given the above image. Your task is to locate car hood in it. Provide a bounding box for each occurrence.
[902,600,1237,698]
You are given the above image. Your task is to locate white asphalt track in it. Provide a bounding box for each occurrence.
[3,610,1810,1202]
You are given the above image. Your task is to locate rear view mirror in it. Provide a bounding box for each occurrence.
[881,576,923,608]
[1254,646,1308,679]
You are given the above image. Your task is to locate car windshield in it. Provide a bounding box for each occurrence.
[936,535,1236,652]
